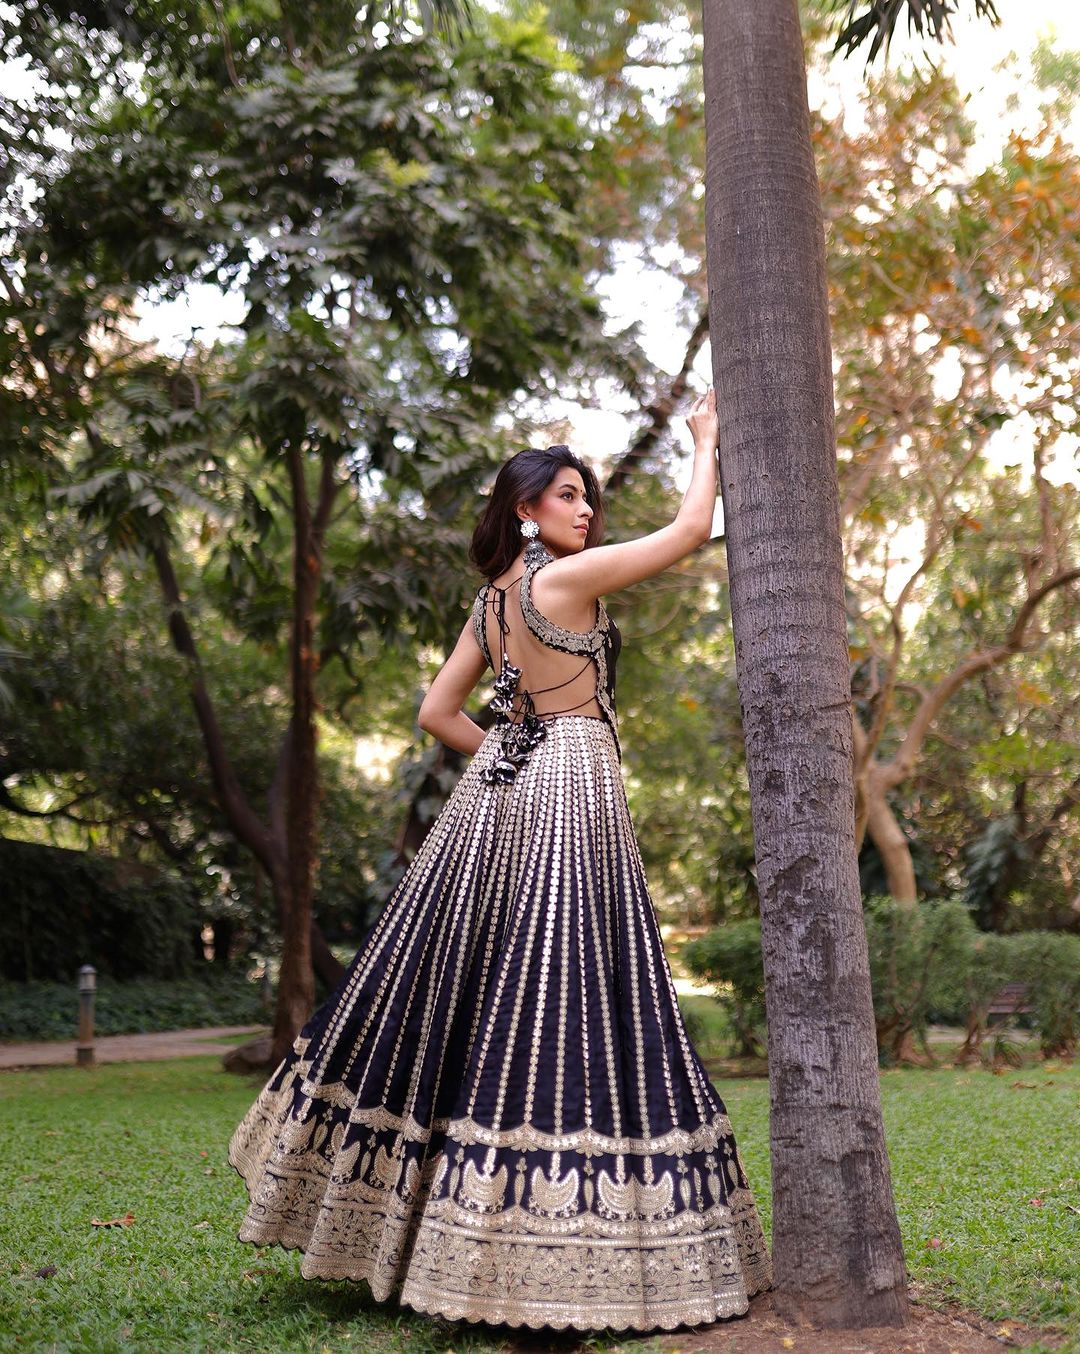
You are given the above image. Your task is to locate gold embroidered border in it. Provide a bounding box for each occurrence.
[229,1046,773,1333]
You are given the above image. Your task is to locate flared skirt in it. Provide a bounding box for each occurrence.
[228,715,773,1332]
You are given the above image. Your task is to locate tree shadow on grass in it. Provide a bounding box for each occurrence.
[234,1271,663,1351]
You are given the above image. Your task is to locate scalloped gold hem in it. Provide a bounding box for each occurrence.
[393,1286,755,1334]
[228,1210,762,1336]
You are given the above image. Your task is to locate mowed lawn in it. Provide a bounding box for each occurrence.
[0,1053,1076,1353]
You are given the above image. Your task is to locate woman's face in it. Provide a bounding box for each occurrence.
[520,467,593,556]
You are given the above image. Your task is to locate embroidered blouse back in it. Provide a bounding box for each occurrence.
[471,538,622,784]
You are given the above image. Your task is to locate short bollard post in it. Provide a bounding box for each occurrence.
[77,965,97,1066]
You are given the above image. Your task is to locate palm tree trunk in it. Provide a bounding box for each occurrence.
[702,0,908,1327]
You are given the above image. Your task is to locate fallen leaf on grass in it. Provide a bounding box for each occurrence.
[194,1221,211,1230]
[90,1212,135,1228]
[924,1237,943,1248]
[242,1267,277,1281]
[34,1265,58,1279]
[1028,1197,1044,1206]
[1011,1081,1038,1089]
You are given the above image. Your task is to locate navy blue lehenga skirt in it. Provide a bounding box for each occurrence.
[228,714,773,1332]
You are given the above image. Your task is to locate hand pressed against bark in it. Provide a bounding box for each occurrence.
[686,387,719,455]
[538,388,720,603]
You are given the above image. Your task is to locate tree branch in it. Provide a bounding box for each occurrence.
[604,309,709,496]
[879,565,1080,790]
[149,537,275,864]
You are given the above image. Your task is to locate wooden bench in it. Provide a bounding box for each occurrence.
[986,982,1033,1022]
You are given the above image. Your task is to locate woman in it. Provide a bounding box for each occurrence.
[228,387,773,1333]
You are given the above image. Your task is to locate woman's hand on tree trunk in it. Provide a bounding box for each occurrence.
[686,387,719,458]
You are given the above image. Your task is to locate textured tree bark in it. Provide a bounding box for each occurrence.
[702,0,909,1327]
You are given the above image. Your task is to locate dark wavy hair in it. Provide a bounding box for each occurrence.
[469,445,606,580]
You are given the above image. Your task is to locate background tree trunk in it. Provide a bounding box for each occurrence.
[863,775,919,903]
[271,442,322,1064]
[702,0,909,1327]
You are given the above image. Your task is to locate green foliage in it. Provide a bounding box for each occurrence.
[682,899,1080,1064]
[2,0,652,1003]
[1006,932,1080,1057]
[864,899,1080,1058]
[858,824,947,901]
[962,813,1030,931]
[825,63,1080,931]
[681,919,766,1057]
[0,972,267,1041]
[931,927,1019,1027]
[820,0,1000,66]
[0,839,200,984]
[676,993,735,1060]
[863,895,977,1042]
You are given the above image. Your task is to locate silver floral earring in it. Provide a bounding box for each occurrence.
[520,519,540,541]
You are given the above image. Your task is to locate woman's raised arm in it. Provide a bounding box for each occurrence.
[538,389,719,603]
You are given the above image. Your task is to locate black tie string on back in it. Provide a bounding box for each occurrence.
[488,577,597,722]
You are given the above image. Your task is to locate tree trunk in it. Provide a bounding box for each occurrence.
[702,0,909,1328]
[864,774,918,903]
[271,879,313,1065]
[270,444,323,1064]
[954,1008,986,1066]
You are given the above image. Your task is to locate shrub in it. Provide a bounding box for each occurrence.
[0,838,200,982]
[677,994,735,1060]
[673,900,1079,1067]
[681,919,765,1057]
[0,970,268,1042]
[1008,931,1080,1057]
[951,930,1028,1064]
[862,895,977,1058]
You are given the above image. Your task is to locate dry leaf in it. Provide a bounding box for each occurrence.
[34,1265,58,1279]
[242,1266,276,1280]
[90,1212,136,1228]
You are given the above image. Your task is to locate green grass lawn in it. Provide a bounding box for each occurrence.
[0,1054,1076,1353]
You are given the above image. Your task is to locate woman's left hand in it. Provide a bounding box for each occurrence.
[686,388,718,456]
